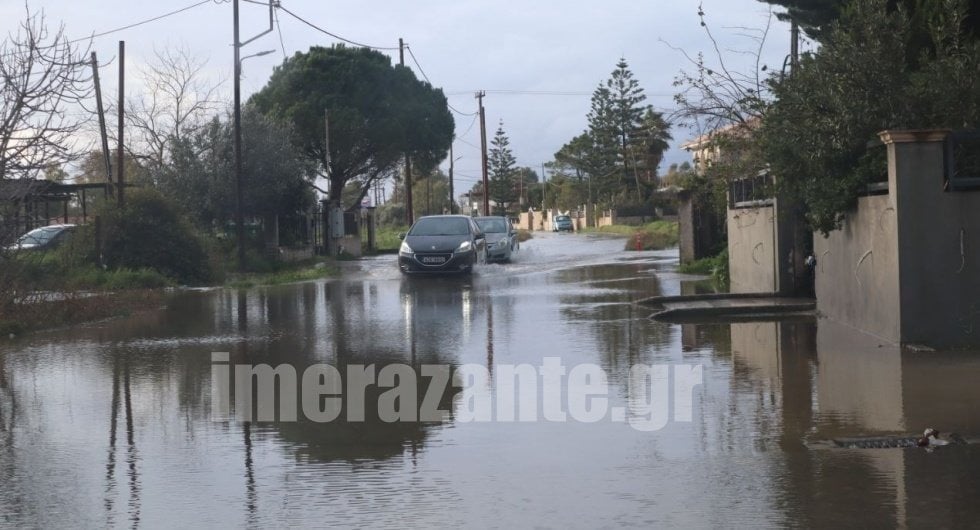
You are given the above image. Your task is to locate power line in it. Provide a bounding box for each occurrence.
[445,89,677,98]
[276,4,399,50]
[273,5,288,60]
[69,0,215,44]
[457,113,479,139]
[455,136,481,150]
[405,45,477,117]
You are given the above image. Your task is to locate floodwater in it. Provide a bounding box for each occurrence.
[1,232,979,528]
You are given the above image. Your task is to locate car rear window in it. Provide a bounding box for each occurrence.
[476,218,508,233]
[409,217,470,236]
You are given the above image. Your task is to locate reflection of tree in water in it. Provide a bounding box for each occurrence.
[232,279,469,463]
[0,350,22,519]
[267,354,460,462]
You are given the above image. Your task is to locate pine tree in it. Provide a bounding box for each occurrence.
[607,58,648,198]
[585,85,619,202]
[488,122,518,214]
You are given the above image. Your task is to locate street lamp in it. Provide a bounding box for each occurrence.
[240,49,275,72]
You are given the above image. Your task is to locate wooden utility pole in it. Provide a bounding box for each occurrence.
[401,38,414,225]
[324,110,338,257]
[233,0,245,271]
[90,52,112,198]
[117,41,125,207]
[790,20,799,69]
[476,91,488,216]
[449,143,455,214]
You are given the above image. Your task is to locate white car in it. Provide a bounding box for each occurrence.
[6,224,76,252]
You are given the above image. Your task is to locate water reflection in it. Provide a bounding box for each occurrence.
[1,241,979,526]
[683,317,980,528]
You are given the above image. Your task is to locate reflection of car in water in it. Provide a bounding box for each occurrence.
[552,215,573,232]
[6,224,76,251]
[474,216,518,263]
[399,215,487,275]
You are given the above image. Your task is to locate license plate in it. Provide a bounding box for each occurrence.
[421,256,446,264]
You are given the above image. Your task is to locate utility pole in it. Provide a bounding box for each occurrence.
[790,20,799,69]
[90,52,112,197]
[117,41,125,207]
[519,168,524,208]
[476,91,488,216]
[449,143,455,214]
[401,38,414,225]
[541,163,546,210]
[233,0,245,271]
[232,0,273,271]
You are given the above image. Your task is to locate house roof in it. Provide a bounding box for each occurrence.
[681,118,761,151]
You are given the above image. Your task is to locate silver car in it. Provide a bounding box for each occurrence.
[6,224,76,252]
[475,216,519,263]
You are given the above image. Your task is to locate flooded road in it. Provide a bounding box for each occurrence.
[2,232,979,528]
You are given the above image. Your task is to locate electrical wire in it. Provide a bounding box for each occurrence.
[406,45,478,117]
[0,0,215,61]
[273,5,288,60]
[455,137,481,150]
[69,0,215,44]
[276,4,399,50]
[457,114,479,140]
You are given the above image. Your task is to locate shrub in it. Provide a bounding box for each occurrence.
[98,188,214,284]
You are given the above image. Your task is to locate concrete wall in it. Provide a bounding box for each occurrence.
[679,195,723,265]
[814,194,901,343]
[889,133,980,347]
[727,206,777,293]
[816,130,980,348]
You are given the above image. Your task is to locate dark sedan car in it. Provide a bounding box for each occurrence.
[475,216,518,263]
[398,215,487,275]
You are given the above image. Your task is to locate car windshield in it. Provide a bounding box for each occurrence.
[17,227,62,245]
[557,216,570,222]
[476,218,508,233]
[409,217,471,236]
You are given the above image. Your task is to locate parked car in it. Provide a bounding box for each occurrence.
[553,215,573,232]
[5,224,76,252]
[398,215,487,275]
[475,216,519,263]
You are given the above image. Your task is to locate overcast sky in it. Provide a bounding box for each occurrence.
[3,0,797,189]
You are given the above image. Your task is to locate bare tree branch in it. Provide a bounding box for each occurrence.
[0,4,93,183]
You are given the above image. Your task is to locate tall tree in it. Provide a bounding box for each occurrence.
[608,58,647,181]
[249,45,454,211]
[760,0,980,233]
[585,84,620,198]
[488,122,518,214]
[759,0,980,43]
[629,109,673,187]
[161,107,314,228]
[0,7,91,181]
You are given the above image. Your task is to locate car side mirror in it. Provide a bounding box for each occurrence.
[398,233,405,240]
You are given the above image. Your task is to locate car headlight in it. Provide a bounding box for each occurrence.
[455,240,472,253]
[399,241,413,254]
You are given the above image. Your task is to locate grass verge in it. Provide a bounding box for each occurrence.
[1,289,165,337]
[677,248,730,287]
[586,221,679,250]
[225,259,339,288]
